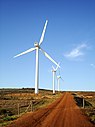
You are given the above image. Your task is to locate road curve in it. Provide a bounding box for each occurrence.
[7,92,94,127]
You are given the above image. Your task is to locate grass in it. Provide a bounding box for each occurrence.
[0,121,12,127]
[91,115,95,124]
[0,115,18,127]
[0,88,63,126]
[1,89,95,126]
[3,115,18,121]
[33,92,62,110]
[72,91,95,124]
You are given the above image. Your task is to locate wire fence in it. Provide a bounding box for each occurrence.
[0,99,35,116]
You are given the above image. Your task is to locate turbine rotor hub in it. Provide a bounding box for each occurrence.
[52,70,56,72]
[57,76,61,79]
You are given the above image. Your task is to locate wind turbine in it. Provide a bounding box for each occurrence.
[57,74,64,92]
[52,64,60,94]
[14,20,60,94]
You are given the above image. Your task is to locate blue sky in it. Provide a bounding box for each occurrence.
[0,0,95,91]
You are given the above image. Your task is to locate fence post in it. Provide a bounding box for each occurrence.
[30,100,33,112]
[18,103,20,115]
[83,97,85,108]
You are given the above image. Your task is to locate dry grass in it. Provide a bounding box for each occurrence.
[72,91,95,124]
[0,88,63,126]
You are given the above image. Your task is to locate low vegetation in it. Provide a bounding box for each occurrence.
[72,91,95,124]
[0,89,95,126]
[0,88,62,126]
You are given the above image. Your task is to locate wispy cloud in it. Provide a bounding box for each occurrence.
[64,43,88,60]
[90,64,95,69]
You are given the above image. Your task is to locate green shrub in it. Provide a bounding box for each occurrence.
[91,115,95,124]
[3,116,17,121]
[0,108,14,116]
[0,109,7,115]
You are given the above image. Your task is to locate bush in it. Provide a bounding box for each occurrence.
[0,109,7,115]
[0,108,14,116]
[3,116,17,121]
[91,115,95,124]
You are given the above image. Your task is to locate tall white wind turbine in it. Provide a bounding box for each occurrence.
[57,75,64,92]
[14,20,60,94]
[52,64,60,94]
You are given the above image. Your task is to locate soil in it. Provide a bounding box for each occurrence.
[7,92,94,127]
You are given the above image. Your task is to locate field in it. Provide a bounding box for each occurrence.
[72,91,95,124]
[0,88,62,126]
[0,89,95,127]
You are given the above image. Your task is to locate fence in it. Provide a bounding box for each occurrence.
[0,99,34,116]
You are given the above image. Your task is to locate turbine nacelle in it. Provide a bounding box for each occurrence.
[52,70,56,72]
[57,75,61,79]
[34,42,39,47]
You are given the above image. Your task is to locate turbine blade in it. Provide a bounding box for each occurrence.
[39,20,48,46]
[52,65,55,70]
[13,47,36,58]
[55,62,60,71]
[40,48,60,68]
[61,77,64,81]
[59,69,60,75]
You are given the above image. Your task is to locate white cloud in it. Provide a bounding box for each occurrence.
[64,43,88,60]
[90,64,95,68]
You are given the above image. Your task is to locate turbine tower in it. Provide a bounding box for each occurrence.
[14,20,60,94]
[57,75,64,92]
[52,64,60,94]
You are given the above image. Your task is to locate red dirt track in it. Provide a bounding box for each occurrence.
[7,92,94,127]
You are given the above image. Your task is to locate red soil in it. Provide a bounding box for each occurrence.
[7,92,94,127]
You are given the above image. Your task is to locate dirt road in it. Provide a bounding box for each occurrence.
[7,92,94,127]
